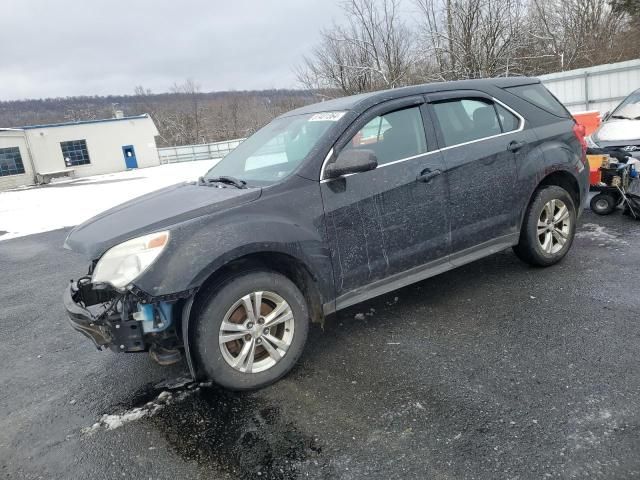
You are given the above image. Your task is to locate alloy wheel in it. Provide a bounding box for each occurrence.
[218,291,295,374]
[537,198,571,254]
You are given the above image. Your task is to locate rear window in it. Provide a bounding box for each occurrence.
[432,98,503,147]
[506,84,570,118]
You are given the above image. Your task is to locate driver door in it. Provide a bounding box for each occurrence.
[320,97,450,308]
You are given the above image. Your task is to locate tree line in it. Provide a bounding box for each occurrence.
[0,87,315,147]
[297,0,640,94]
[1,0,638,147]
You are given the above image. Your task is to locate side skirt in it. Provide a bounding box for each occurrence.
[325,233,519,314]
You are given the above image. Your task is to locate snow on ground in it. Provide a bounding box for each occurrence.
[0,160,219,241]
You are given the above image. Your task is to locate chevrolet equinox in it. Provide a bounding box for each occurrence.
[64,78,589,390]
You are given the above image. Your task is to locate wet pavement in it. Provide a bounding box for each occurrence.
[1,210,639,479]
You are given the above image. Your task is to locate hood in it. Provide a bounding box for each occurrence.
[64,182,261,259]
[594,118,640,145]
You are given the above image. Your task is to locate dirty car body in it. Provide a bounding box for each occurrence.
[64,77,589,389]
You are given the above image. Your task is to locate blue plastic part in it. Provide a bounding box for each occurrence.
[137,302,173,333]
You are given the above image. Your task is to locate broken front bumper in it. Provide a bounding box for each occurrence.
[63,282,147,353]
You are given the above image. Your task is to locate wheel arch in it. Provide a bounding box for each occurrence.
[519,169,581,230]
[180,250,325,379]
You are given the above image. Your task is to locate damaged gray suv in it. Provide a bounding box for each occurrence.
[64,78,589,390]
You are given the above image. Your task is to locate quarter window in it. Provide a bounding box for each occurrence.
[60,139,90,166]
[506,84,570,118]
[0,147,26,177]
[341,107,428,166]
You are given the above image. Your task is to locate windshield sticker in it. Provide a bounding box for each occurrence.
[309,111,346,122]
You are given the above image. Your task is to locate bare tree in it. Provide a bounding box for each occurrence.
[169,79,203,143]
[296,0,414,94]
[528,0,629,73]
[62,106,99,122]
[414,0,530,80]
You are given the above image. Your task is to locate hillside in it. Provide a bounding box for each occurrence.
[0,88,320,147]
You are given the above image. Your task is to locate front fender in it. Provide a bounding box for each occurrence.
[134,212,333,303]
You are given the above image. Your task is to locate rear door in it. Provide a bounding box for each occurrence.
[320,97,449,300]
[427,91,526,260]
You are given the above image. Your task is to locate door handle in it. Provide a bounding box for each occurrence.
[417,169,442,183]
[507,140,526,152]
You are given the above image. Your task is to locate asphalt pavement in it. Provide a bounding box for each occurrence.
[1,211,639,479]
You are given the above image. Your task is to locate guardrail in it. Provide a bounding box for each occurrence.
[158,138,245,164]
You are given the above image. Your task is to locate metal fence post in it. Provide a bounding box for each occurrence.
[584,72,590,111]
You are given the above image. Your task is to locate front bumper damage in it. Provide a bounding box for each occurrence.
[63,278,191,362]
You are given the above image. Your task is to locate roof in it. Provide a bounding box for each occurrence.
[6,114,152,131]
[283,77,539,117]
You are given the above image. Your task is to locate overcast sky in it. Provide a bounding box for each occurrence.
[0,0,345,101]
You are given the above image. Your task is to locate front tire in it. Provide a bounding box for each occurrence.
[513,185,577,267]
[193,270,309,390]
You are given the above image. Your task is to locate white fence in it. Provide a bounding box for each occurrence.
[158,138,245,164]
[539,58,640,114]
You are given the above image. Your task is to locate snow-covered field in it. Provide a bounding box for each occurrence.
[0,160,219,241]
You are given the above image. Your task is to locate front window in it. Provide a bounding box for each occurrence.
[611,89,640,120]
[205,112,343,186]
[61,139,90,167]
[339,107,428,165]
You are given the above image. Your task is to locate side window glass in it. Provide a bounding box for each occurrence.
[506,84,570,118]
[341,107,427,166]
[432,98,501,147]
[495,104,520,132]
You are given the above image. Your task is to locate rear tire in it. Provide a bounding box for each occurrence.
[590,193,616,215]
[193,270,309,391]
[513,185,577,267]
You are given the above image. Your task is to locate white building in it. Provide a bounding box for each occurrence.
[0,114,160,191]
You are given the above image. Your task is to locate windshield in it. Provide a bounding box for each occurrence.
[611,89,640,120]
[204,112,345,186]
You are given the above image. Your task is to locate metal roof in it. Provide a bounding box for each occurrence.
[7,114,151,131]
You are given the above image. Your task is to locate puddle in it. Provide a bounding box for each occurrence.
[91,378,331,479]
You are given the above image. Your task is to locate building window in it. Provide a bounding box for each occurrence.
[0,147,26,177]
[60,139,90,166]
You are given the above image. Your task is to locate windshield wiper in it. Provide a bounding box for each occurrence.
[199,176,247,189]
[611,115,634,120]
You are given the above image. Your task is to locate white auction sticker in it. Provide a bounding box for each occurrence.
[309,111,347,122]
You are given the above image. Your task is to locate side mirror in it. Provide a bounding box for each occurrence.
[324,149,378,179]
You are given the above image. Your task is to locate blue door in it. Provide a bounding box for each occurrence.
[122,145,138,169]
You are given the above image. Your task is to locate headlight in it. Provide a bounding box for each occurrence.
[586,135,599,149]
[92,231,170,289]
